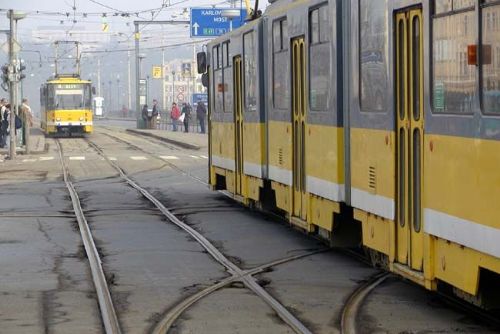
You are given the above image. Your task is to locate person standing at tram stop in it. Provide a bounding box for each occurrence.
[151,99,159,129]
[181,102,192,133]
[170,102,180,131]
[141,104,149,129]
[20,98,33,147]
[196,99,206,134]
[0,98,8,148]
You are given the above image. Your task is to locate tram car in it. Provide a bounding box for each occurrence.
[199,0,500,308]
[40,75,94,136]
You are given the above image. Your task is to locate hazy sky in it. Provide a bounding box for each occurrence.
[0,0,257,44]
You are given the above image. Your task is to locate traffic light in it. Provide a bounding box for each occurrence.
[1,64,10,92]
[16,62,26,81]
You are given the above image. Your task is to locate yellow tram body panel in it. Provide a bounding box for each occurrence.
[210,120,265,202]
[423,133,500,295]
[43,109,93,135]
[351,127,500,295]
[268,120,344,232]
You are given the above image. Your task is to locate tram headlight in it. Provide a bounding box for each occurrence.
[79,117,84,121]
[56,118,61,121]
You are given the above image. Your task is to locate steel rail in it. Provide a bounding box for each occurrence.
[152,249,327,333]
[86,139,313,334]
[98,130,206,185]
[55,139,122,334]
[340,272,389,334]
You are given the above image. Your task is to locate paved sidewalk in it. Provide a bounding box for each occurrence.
[0,127,47,158]
[126,128,207,150]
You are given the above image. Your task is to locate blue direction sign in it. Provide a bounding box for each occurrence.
[192,93,208,106]
[190,8,246,38]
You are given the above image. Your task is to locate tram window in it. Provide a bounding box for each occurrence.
[432,8,476,113]
[481,2,500,114]
[435,0,475,14]
[243,31,257,112]
[213,45,224,113]
[309,4,330,111]
[273,18,290,109]
[310,9,320,44]
[273,21,281,52]
[213,45,220,69]
[222,41,231,68]
[273,18,288,52]
[310,5,329,45]
[222,41,232,113]
[359,0,389,112]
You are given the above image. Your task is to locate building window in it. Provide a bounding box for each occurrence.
[359,0,389,112]
[273,18,289,110]
[432,2,476,113]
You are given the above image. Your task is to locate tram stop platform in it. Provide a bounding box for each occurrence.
[126,128,207,150]
[0,127,48,160]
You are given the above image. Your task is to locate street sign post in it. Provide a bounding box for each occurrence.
[190,8,246,38]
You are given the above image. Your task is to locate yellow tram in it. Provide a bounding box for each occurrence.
[200,0,500,309]
[40,75,93,136]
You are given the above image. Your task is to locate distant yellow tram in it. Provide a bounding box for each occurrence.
[40,75,93,136]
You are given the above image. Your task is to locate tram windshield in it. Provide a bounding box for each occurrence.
[48,83,92,110]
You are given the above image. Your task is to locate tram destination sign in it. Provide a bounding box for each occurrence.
[190,8,246,38]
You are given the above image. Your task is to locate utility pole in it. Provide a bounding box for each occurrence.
[162,48,166,111]
[7,10,26,160]
[171,71,175,106]
[127,50,131,111]
[97,57,101,96]
[134,22,140,120]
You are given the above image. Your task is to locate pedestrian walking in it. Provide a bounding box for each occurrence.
[170,102,180,131]
[151,99,159,129]
[181,102,192,133]
[196,99,207,134]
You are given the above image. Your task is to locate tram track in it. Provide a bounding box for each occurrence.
[85,136,316,334]
[92,129,500,333]
[55,139,121,334]
[340,272,389,334]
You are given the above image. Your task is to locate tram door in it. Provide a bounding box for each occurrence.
[233,56,244,196]
[395,9,424,271]
[291,38,307,220]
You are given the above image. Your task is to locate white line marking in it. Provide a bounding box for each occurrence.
[23,158,37,162]
[190,155,200,159]
[69,156,85,161]
[39,156,55,161]
[200,155,208,159]
[159,155,179,160]
[130,156,147,161]
[108,157,117,161]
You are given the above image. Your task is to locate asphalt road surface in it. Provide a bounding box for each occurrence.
[0,125,496,333]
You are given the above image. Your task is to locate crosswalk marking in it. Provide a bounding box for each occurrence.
[189,155,200,159]
[130,156,147,161]
[159,155,179,160]
[23,158,37,162]
[200,155,208,159]
[109,157,117,161]
[69,156,85,161]
[39,157,55,161]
